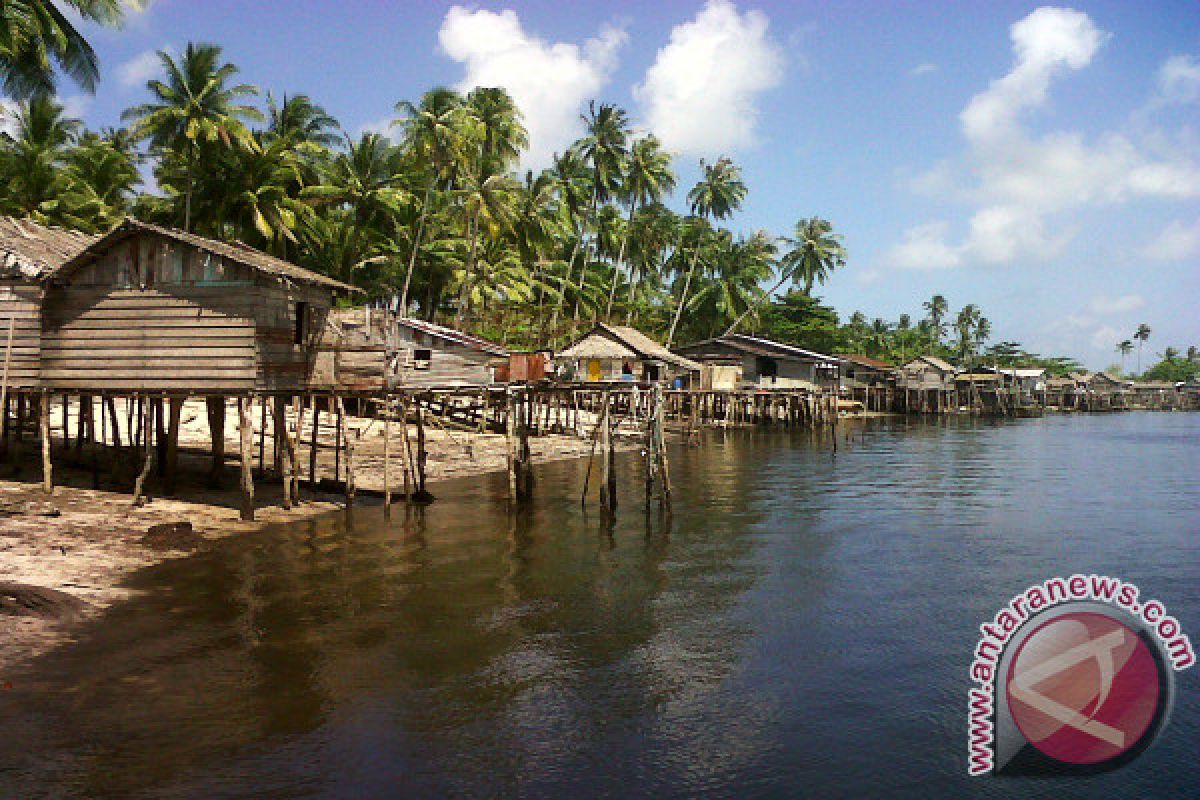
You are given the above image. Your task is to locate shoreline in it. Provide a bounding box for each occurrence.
[0,410,616,676]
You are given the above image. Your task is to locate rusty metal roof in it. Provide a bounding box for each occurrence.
[0,216,96,279]
[397,316,509,356]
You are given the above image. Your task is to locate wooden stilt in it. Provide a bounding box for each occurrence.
[39,392,52,494]
[290,396,304,504]
[274,396,292,510]
[383,393,392,514]
[131,397,154,506]
[238,396,255,521]
[337,396,354,506]
[206,395,225,486]
[164,396,183,493]
[308,395,320,493]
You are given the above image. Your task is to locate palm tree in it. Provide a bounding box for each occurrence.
[464,86,527,174]
[954,304,981,364]
[0,94,89,226]
[625,202,679,325]
[0,0,125,98]
[1133,323,1151,375]
[394,87,468,313]
[1116,340,1133,374]
[302,132,407,229]
[265,93,339,148]
[454,167,518,323]
[546,145,591,335]
[692,230,776,336]
[605,134,675,319]
[666,156,747,347]
[974,316,991,357]
[123,42,262,231]
[923,294,948,350]
[724,216,844,335]
[572,102,631,321]
[64,129,140,229]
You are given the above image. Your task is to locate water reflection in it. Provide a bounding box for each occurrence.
[1,413,1196,798]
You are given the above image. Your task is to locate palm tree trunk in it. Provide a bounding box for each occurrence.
[605,200,637,320]
[724,269,791,336]
[548,204,588,338]
[457,210,479,325]
[666,246,702,349]
[184,146,194,233]
[572,185,601,322]
[399,180,433,316]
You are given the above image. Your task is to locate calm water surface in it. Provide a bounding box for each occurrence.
[1,412,1197,798]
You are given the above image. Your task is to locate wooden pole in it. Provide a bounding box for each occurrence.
[164,396,183,493]
[291,396,304,504]
[383,393,392,514]
[400,397,414,504]
[238,396,255,521]
[337,396,354,506]
[131,397,154,506]
[39,392,52,494]
[274,396,292,510]
[415,402,427,498]
[308,395,320,492]
[505,389,518,503]
[206,395,225,487]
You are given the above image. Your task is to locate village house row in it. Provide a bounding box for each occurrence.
[0,216,1194,411]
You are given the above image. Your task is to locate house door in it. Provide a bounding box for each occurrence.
[587,359,602,381]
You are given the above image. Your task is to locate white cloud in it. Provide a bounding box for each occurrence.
[1154,54,1200,106]
[910,63,937,76]
[115,49,161,89]
[357,116,397,141]
[1142,217,1200,260]
[886,221,961,269]
[1087,294,1145,315]
[888,7,1200,270]
[438,6,626,170]
[1090,324,1124,350]
[634,0,783,157]
[60,94,92,120]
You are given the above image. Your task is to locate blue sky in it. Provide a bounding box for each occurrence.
[54,1,1200,368]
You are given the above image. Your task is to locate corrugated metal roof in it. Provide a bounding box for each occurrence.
[677,334,837,365]
[836,353,895,370]
[49,217,360,293]
[397,317,509,356]
[0,216,96,279]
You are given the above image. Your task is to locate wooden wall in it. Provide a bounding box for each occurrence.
[0,279,43,388]
[40,233,332,391]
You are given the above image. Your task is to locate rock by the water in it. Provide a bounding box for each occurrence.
[0,583,89,621]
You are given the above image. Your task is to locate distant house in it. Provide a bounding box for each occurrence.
[41,218,357,392]
[317,309,509,389]
[836,354,896,389]
[0,217,94,388]
[556,323,701,385]
[898,355,958,390]
[674,334,839,390]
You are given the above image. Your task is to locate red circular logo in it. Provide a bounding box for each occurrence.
[1006,612,1161,765]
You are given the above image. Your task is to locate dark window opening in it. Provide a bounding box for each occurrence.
[295,302,309,344]
[645,364,661,381]
[756,356,778,378]
[414,348,432,369]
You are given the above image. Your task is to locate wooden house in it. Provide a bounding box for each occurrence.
[836,354,896,389]
[674,334,839,391]
[0,217,94,389]
[556,323,701,385]
[898,355,958,390]
[391,316,508,387]
[40,218,357,392]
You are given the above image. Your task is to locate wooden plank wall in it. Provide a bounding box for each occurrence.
[255,282,330,390]
[0,280,43,388]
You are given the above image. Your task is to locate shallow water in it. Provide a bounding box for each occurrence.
[1,412,1197,798]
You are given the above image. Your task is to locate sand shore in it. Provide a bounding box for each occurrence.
[0,398,613,676]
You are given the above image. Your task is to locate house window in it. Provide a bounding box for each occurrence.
[294,302,309,344]
[414,348,432,370]
[756,356,778,379]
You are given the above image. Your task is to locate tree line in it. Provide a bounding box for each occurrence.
[0,8,1157,375]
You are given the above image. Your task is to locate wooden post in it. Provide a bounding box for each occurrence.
[164,396,183,493]
[238,396,255,521]
[308,395,320,492]
[131,397,154,506]
[400,397,414,504]
[334,397,343,481]
[206,395,225,486]
[153,396,167,477]
[505,389,518,503]
[291,396,304,504]
[416,402,427,497]
[599,392,616,515]
[383,393,392,514]
[39,392,52,494]
[274,396,292,510]
[337,396,354,506]
[106,395,121,450]
[258,395,267,474]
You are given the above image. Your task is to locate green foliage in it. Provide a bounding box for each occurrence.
[1142,354,1198,383]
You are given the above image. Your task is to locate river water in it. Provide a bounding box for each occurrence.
[1,412,1197,798]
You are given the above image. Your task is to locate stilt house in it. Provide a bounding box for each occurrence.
[556,323,701,385]
[0,217,95,388]
[673,334,839,390]
[40,218,358,392]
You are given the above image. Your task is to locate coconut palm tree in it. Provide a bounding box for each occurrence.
[724,216,844,335]
[393,87,469,313]
[464,86,527,174]
[954,304,981,364]
[64,129,140,229]
[301,132,407,229]
[123,42,262,231]
[1116,339,1133,374]
[923,294,948,349]
[0,94,91,226]
[572,102,630,320]
[666,156,747,347]
[1133,323,1151,375]
[0,0,125,98]
[454,166,518,323]
[605,134,675,319]
[265,92,339,148]
[625,202,679,325]
[691,230,776,337]
[974,316,992,356]
[546,145,591,335]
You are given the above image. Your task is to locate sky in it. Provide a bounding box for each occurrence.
[42,0,1200,369]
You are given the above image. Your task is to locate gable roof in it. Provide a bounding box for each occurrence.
[397,316,509,356]
[560,323,701,371]
[677,333,838,364]
[48,217,360,293]
[0,216,96,279]
[836,353,895,371]
[903,355,957,373]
